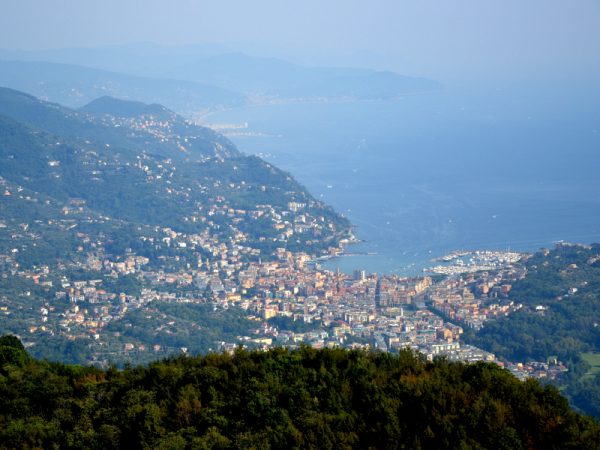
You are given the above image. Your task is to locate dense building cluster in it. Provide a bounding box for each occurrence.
[2,223,559,382]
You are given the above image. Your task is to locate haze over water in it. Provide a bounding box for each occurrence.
[207,85,600,275]
[3,0,599,278]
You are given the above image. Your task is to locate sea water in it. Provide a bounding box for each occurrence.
[205,85,600,275]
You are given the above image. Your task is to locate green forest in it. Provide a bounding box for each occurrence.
[1,335,599,449]
[465,243,600,417]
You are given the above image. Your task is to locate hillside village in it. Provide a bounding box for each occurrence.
[0,91,569,383]
[1,191,560,381]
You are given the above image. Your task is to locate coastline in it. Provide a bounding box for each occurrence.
[199,96,600,277]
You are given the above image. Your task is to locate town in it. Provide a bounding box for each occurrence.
[0,100,568,384]
[1,212,564,381]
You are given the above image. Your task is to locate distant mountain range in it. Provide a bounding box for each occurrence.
[156,52,442,99]
[0,60,245,113]
[0,45,441,114]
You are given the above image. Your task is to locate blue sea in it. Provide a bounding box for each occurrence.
[205,85,600,275]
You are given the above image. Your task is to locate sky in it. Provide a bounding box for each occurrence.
[1,0,599,82]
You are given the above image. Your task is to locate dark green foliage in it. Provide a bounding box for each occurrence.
[569,373,600,418]
[105,302,255,356]
[468,244,600,417]
[470,244,600,362]
[0,334,30,367]
[267,316,318,333]
[0,337,598,449]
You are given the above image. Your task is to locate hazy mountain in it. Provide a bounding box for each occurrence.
[0,60,246,113]
[0,45,441,102]
[163,52,442,98]
[80,96,174,120]
[0,42,228,75]
[0,88,238,160]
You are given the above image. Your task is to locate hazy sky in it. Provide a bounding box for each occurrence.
[1,0,599,81]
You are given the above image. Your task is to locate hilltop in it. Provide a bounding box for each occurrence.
[0,87,238,159]
[80,96,173,119]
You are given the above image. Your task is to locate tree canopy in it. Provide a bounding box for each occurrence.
[0,336,598,449]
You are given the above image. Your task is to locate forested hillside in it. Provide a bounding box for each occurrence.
[0,87,350,267]
[466,243,600,417]
[0,336,598,449]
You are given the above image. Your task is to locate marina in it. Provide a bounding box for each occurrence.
[424,250,525,275]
